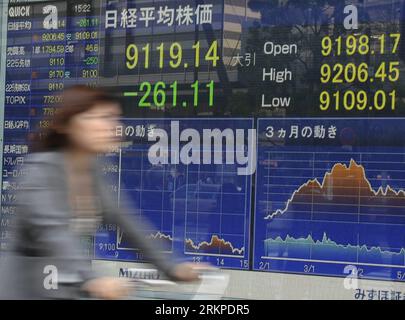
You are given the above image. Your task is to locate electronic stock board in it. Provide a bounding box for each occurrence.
[3,0,405,285]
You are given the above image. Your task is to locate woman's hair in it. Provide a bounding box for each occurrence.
[31,85,120,152]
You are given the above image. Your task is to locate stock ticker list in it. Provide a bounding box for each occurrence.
[3,0,405,281]
[2,1,102,251]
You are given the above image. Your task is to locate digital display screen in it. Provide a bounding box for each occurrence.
[95,118,253,269]
[3,0,405,282]
[255,118,405,281]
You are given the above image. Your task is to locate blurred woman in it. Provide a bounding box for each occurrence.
[0,85,199,299]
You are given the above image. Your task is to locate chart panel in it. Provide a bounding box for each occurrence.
[95,118,253,269]
[254,118,405,282]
